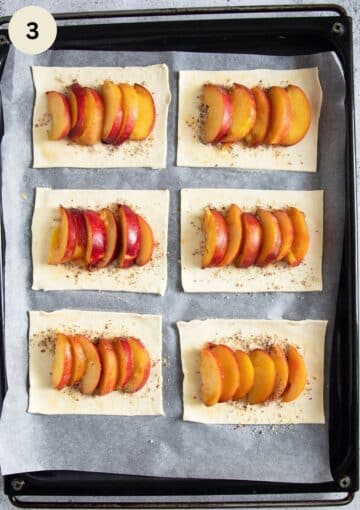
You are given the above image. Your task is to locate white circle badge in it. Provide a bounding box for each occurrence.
[9,6,57,55]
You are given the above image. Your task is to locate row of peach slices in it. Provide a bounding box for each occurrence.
[48,204,154,269]
[202,83,311,147]
[200,343,306,407]
[202,205,309,269]
[46,81,155,145]
[52,333,151,396]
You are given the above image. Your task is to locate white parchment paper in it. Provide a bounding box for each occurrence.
[0,48,346,483]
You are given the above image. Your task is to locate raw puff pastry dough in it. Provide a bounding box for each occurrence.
[178,319,326,424]
[32,64,171,169]
[32,188,169,294]
[29,310,163,415]
[177,68,322,172]
[181,188,323,293]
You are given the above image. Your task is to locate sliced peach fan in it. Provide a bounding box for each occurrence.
[47,204,154,270]
[50,333,151,396]
[46,81,155,146]
[199,342,306,406]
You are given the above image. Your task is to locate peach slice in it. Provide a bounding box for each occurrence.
[248,349,276,404]
[114,338,134,389]
[96,208,119,268]
[68,335,87,386]
[255,208,281,267]
[136,214,154,267]
[48,206,77,265]
[123,338,151,393]
[221,84,256,143]
[281,85,311,146]
[84,210,107,266]
[114,83,139,145]
[233,350,254,400]
[270,344,289,400]
[273,210,294,262]
[202,84,232,143]
[217,204,242,267]
[118,205,141,268]
[67,83,87,139]
[97,339,118,396]
[235,212,262,268]
[202,207,228,268]
[211,344,240,402]
[199,346,223,406]
[51,333,73,390]
[285,207,310,267]
[282,345,307,403]
[46,91,71,141]
[77,335,102,395]
[245,86,271,147]
[130,84,156,141]
[70,209,87,263]
[265,86,292,145]
[101,80,123,144]
[74,87,104,146]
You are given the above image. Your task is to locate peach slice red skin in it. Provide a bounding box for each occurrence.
[199,346,223,406]
[97,339,119,396]
[83,210,107,266]
[221,84,257,143]
[265,86,292,145]
[70,209,87,263]
[51,333,73,390]
[123,337,151,393]
[236,212,262,268]
[101,80,123,144]
[217,204,242,267]
[202,207,229,268]
[73,87,104,146]
[114,83,139,145]
[67,83,87,139]
[211,344,240,402]
[130,84,156,141]
[47,206,77,265]
[118,205,141,268]
[202,84,233,144]
[96,208,119,268]
[255,208,281,267]
[114,338,134,389]
[136,214,155,267]
[245,86,271,147]
[68,335,87,386]
[46,91,71,141]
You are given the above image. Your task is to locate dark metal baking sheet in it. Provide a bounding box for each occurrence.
[0,4,357,508]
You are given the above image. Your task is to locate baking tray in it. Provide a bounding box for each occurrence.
[0,4,358,508]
